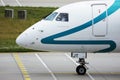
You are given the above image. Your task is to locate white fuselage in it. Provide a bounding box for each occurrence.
[16,0,120,53]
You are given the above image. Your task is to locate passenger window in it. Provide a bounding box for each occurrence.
[44,12,58,21]
[56,13,69,22]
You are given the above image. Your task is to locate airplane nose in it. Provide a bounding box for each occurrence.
[16,32,29,47]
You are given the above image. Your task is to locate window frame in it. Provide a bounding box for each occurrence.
[44,12,58,21]
[56,13,69,22]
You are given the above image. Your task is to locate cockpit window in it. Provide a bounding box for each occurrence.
[56,13,69,22]
[44,12,58,21]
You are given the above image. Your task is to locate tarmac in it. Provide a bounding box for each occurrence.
[0,0,91,7]
[0,52,120,80]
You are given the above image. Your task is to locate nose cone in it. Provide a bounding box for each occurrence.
[16,32,29,48]
[16,21,44,50]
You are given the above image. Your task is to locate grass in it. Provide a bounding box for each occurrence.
[0,6,57,52]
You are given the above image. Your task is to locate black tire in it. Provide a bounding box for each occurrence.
[76,65,86,75]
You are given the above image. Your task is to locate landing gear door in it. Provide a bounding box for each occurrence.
[71,53,87,58]
[92,4,108,37]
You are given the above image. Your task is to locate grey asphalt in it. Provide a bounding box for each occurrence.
[0,52,120,80]
[0,53,23,80]
[0,0,91,7]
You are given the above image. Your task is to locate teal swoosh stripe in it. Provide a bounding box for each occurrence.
[41,0,120,52]
[42,40,116,53]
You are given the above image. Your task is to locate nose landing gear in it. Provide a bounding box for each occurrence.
[76,58,88,75]
[71,53,88,75]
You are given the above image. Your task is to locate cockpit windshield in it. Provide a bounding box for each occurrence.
[56,13,69,22]
[44,12,58,21]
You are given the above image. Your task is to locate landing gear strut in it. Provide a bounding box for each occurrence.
[71,53,88,75]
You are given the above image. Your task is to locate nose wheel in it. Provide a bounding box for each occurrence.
[76,58,87,75]
[76,65,86,75]
[71,53,88,75]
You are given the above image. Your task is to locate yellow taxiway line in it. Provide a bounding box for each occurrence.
[13,53,31,80]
